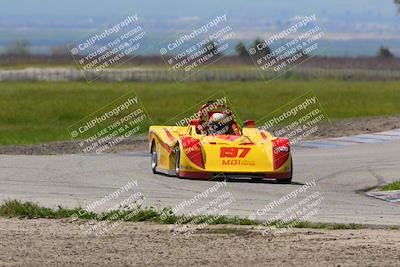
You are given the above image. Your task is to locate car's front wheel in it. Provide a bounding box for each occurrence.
[151,142,158,174]
[175,148,181,177]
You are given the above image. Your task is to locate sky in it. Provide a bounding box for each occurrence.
[1,0,398,22]
[0,0,397,17]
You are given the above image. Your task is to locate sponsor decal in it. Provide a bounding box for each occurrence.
[219,147,254,166]
[219,147,250,158]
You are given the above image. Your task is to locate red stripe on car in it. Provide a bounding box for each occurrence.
[163,128,176,142]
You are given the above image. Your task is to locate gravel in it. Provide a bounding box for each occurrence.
[0,218,399,266]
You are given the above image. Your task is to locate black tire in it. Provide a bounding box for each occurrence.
[276,158,293,184]
[151,142,158,174]
[175,148,181,178]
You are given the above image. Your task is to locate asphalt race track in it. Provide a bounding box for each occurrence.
[0,139,399,226]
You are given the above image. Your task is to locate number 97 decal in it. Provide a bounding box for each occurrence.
[220,147,250,158]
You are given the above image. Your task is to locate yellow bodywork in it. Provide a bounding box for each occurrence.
[148,125,292,178]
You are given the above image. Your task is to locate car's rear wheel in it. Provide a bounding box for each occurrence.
[175,148,181,177]
[276,159,293,184]
[151,142,158,174]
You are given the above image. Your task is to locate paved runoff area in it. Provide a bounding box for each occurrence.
[0,137,399,226]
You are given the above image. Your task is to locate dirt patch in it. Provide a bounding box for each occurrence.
[313,115,400,138]
[0,218,399,266]
[0,116,399,155]
[0,134,148,155]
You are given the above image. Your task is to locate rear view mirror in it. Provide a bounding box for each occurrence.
[242,120,256,128]
[189,119,202,126]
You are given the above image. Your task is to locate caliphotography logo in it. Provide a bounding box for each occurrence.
[69,12,150,82]
[67,91,152,154]
[158,11,237,81]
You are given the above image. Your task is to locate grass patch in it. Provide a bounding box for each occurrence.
[0,200,364,230]
[0,200,96,220]
[0,80,399,145]
[380,181,400,191]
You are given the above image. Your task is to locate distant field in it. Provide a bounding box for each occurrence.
[0,80,399,145]
[2,55,400,70]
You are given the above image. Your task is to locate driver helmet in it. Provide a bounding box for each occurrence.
[208,113,227,134]
[209,112,225,123]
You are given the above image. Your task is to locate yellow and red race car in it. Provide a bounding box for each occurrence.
[148,101,292,183]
